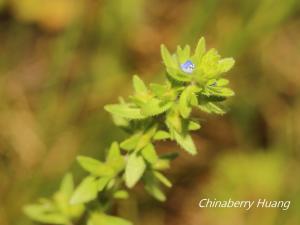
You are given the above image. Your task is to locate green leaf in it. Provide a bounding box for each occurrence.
[150,83,169,97]
[120,133,142,151]
[153,130,171,140]
[176,45,190,63]
[106,178,116,190]
[153,159,170,170]
[218,58,235,73]
[202,86,235,97]
[141,144,158,164]
[106,142,121,162]
[188,120,201,130]
[125,153,146,188]
[70,176,98,204]
[198,102,226,114]
[106,142,125,173]
[217,78,229,86]
[166,108,182,133]
[154,171,172,188]
[97,177,110,192]
[77,156,114,177]
[136,125,157,150]
[179,86,197,118]
[161,44,177,70]
[218,87,235,97]
[140,98,173,117]
[173,131,197,155]
[144,172,166,202]
[54,173,76,216]
[59,173,74,198]
[194,37,206,60]
[105,104,146,120]
[200,48,220,78]
[23,204,68,225]
[111,114,130,127]
[113,190,129,199]
[88,212,133,225]
[133,75,148,94]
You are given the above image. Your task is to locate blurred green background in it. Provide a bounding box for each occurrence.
[0,0,300,225]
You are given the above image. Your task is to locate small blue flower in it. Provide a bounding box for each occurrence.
[180,60,195,74]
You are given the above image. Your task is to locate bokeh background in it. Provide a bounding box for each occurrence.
[0,0,300,225]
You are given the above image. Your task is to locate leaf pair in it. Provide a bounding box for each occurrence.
[166,107,198,155]
[71,142,125,204]
[144,170,172,202]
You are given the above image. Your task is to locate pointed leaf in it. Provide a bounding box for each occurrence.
[153,159,170,170]
[120,133,141,151]
[140,98,173,117]
[97,177,110,192]
[141,144,158,164]
[59,173,74,198]
[174,131,197,155]
[153,130,171,141]
[161,44,177,69]
[77,156,114,177]
[23,204,68,225]
[154,171,172,188]
[70,176,98,204]
[198,102,226,114]
[105,104,146,120]
[194,37,206,59]
[125,153,146,188]
[218,58,235,73]
[133,75,148,93]
[106,142,125,173]
[144,172,166,202]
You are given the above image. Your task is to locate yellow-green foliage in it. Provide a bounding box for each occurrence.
[24,37,235,225]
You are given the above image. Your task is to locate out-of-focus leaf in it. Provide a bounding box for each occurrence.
[24,204,68,225]
[154,171,172,188]
[77,156,114,177]
[144,172,166,202]
[194,37,206,63]
[198,102,226,114]
[140,98,173,117]
[218,58,235,74]
[70,176,98,204]
[120,133,142,151]
[188,120,201,130]
[105,104,146,119]
[125,153,146,188]
[59,173,74,198]
[113,190,129,199]
[153,159,170,170]
[179,86,198,118]
[173,131,197,155]
[141,144,158,164]
[133,75,148,94]
[176,45,191,63]
[88,212,133,225]
[153,130,171,140]
[106,142,125,173]
[97,177,110,192]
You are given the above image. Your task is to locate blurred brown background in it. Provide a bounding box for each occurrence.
[0,0,300,224]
